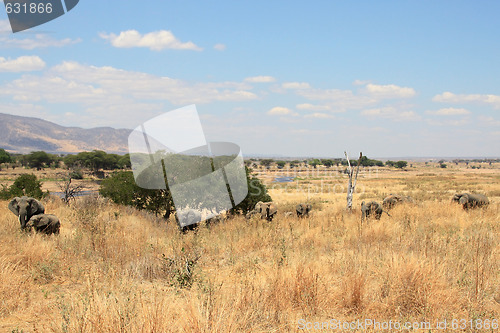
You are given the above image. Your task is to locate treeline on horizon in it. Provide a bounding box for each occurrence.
[0,149,131,172]
[0,148,498,173]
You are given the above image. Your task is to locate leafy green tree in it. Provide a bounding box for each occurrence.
[117,154,131,169]
[308,159,321,168]
[231,167,272,214]
[26,151,52,170]
[8,174,45,199]
[0,149,12,164]
[63,154,79,169]
[260,159,274,167]
[395,161,408,169]
[321,159,334,167]
[386,160,395,167]
[276,160,286,169]
[349,156,384,167]
[99,171,174,218]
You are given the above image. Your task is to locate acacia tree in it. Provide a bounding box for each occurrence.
[99,171,174,219]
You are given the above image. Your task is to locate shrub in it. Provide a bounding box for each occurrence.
[231,167,272,214]
[8,174,45,199]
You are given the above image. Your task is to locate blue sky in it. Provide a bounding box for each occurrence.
[0,1,499,157]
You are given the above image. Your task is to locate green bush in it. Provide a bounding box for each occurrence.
[100,167,271,218]
[100,171,174,218]
[231,167,272,214]
[0,148,12,164]
[5,174,45,199]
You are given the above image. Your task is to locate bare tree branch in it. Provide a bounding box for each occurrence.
[345,151,363,210]
[56,172,88,204]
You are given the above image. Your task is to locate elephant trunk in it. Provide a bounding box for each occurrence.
[19,209,29,229]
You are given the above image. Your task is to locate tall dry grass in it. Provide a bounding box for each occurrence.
[0,166,498,332]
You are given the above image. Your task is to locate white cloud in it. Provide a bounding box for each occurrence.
[425,107,470,116]
[433,91,500,109]
[296,103,330,111]
[478,116,500,127]
[268,107,292,115]
[0,34,80,50]
[0,61,258,127]
[244,76,276,83]
[282,82,311,89]
[364,83,416,99]
[100,30,202,51]
[296,88,376,111]
[353,79,370,86]
[0,19,11,31]
[213,43,226,51]
[0,56,45,72]
[304,112,334,119]
[426,118,469,126]
[361,107,421,121]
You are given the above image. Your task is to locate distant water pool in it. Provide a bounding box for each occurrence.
[51,190,98,198]
[273,177,294,183]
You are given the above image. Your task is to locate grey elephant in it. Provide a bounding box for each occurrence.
[8,196,45,230]
[254,201,278,221]
[382,194,415,209]
[245,209,260,220]
[176,208,202,232]
[26,214,60,235]
[205,215,224,227]
[451,193,489,210]
[296,203,312,218]
[361,201,390,221]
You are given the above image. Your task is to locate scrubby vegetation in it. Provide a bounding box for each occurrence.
[0,164,498,331]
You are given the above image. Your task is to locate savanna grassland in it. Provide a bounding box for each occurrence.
[0,163,499,332]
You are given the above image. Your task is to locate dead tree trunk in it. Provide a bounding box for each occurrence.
[345,151,362,210]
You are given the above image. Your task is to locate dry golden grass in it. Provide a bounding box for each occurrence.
[0,165,499,332]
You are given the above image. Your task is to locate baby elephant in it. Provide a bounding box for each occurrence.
[296,203,312,218]
[451,193,489,210]
[26,214,60,235]
[382,194,415,209]
[361,201,390,221]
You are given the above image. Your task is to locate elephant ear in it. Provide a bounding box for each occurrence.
[28,198,45,215]
[459,195,468,205]
[8,197,21,215]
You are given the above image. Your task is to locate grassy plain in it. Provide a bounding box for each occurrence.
[0,163,498,332]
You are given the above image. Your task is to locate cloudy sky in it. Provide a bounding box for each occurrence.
[0,1,499,157]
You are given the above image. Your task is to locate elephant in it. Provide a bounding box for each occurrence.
[254,201,278,221]
[245,209,260,220]
[296,203,312,218]
[26,214,60,235]
[382,194,415,209]
[8,196,45,230]
[361,201,390,221]
[176,209,202,232]
[451,193,489,210]
[205,214,224,227]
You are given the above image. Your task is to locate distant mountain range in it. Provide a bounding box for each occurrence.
[0,113,131,154]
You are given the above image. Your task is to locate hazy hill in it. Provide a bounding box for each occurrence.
[0,113,131,154]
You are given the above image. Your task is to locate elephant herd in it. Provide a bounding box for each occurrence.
[6,191,490,234]
[361,192,490,222]
[8,196,60,235]
[245,201,312,221]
